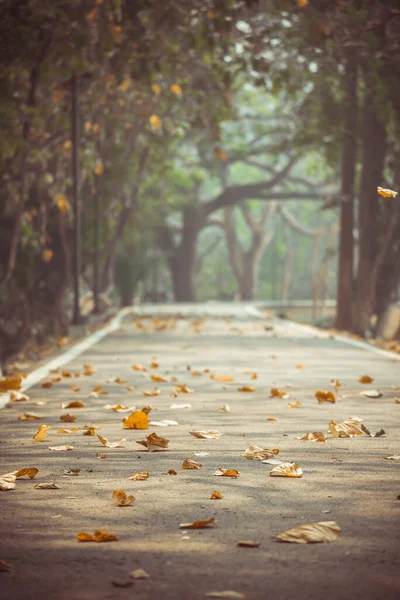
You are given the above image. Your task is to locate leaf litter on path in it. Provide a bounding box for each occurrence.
[276,521,341,543]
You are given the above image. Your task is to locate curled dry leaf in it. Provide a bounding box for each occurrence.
[190,430,222,439]
[328,418,370,438]
[128,472,149,481]
[270,387,289,399]
[0,473,17,491]
[242,445,279,461]
[315,391,336,404]
[19,413,42,421]
[211,374,234,382]
[132,363,146,371]
[237,386,255,393]
[384,455,400,460]
[136,432,169,452]
[359,375,374,384]
[179,517,215,529]
[143,388,160,397]
[175,384,194,394]
[63,401,85,409]
[104,404,131,412]
[97,435,126,448]
[206,592,246,599]
[130,568,149,579]
[41,381,53,389]
[276,521,341,544]
[218,404,231,413]
[60,414,76,422]
[150,374,170,383]
[123,410,149,430]
[266,417,278,422]
[0,375,22,391]
[269,462,303,478]
[83,364,96,376]
[112,489,135,506]
[57,428,79,434]
[360,389,382,398]
[16,467,38,479]
[237,540,260,548]
[182,458,202,470]
[167,469,177,475]
[286,401,302,408]
[377,186,398,198]
[77,530,118,542]
[48,445,74,451]
[35,482,60,489]
[210,490,223,499]
[214,468,240,478]
[297,432,327,442]
[33,424,51,441]
[70,384,80,392]
[9,390,29,402]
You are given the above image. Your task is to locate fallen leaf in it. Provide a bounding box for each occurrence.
[33,424,51,441]
[150,360,160,369]
[41,381,53,388]
[384,455,400,460]
[64,469,80,476]
[237,386,255,392]
[182,458,202,470]
[83,364,97,376]
[19,412,42,421]
[48,445,74,451]
[34,401,48,406]
[218,404,231,413]
[0,375,22,391]
[266,417,278,422]
[136,432,169,451]
[15,467,38,479]
[150,374,170,383]
[143,388,160,397]
[270,387,288,399]
[175,384,194,394]
[214,468,240,478]
[315,391,336,404]
[130,568,149,579]
[359,375,374,384]
[242,445,279,461]
[149,420,178,427]
[167,469,177,475]
[9,390,29,402]
[211,374,234,382]
[297,432,327,442]
[210,490,223,499]
[206,592,246,599]
[114,377,127,385]
[191,371,203,376]
[97,435,126,448]
[63,401,85,409]
[179,518,215,529]
[169,403,191,409]
[70,384,80,392]
[128,472,149,481]
[237,540,260,548]
[360,389,382,398]
[57,428,79,434]
[0,473,17,491]
[112,489,135,506]
[34,482,60,489]
[377,186,398,198]
[0,561,11,571]
[97,454,107,459]
[132,364,146,371]
[103,404,132,412]
[123,410,149,430]
[60,414,76,422]
[83,426,96,436]
[269,462,303,478]
[77,530,118,542]
[276,521,341,544]
[286,401,302,408]
[190,430,222,439]
[328,418,371,438]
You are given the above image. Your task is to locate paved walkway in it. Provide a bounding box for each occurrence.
[1,307,399,600]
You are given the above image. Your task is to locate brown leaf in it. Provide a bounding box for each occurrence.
[214,468,240,478]
[136,432,169,452]
[19,412,42,421]
[276,521,341,544]
[63,401,85,409]
[270,387,288,398]
[237,386,255,393]
[298,432,327,442]
[83,364,97,376]
[132,364,146,371]
[266,417,278,422]
[112,489,135,506]
[77,529,118,542]
[41,381,53,389]
[175,384,194,394]
[182,458,202,470]
[64,469,80,476]
[359,375,374,384]
[286,401,302,408]
[328,418,370,438]
[210,490,223,499]
[315,390,336,404]
[242,445,279,461]
[60,414,76,422]
[269,462,303,478]
[9,390,29,402]
[97,435,126,448]
[70,384,80,392]
[150,374,170,383]
[128,472,149,481]
[143,388,160,397]
[167,469,177,475]
[211,374,234,382]
[189,430,222,439]
[33,424,51,441]
[34,482,60,489]
[16,467,38,479]
[0,375,22,391]
[179,518,215,529]
[237,540,260,548]
[83,426,96,436]
[123,410,149,430]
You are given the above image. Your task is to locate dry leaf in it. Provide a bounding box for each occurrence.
[360,389,382,398]
[206,592,246,599]
[297,432,327,442]
[136,432,169,452]
[9,390,29,402]
[266,417,278,422]
[269,462,303,478]
[384,455,400,460]
[130,568,149,579]
[48,445,74,451]
[179,518,215,529]
[63,401,85,409]
[315,390,336,404]
[242,445,279,461]
[0,375,22,391]
[167,469,177,475]
[359,375,374,384]
[104,404,132,412]
[276,521,341,544]
[83,426,96,436]
[77,530,118,542]
[128,472,149,481]
[189,430,222,439]
[16,467,38,479]
[210,490,223,499]
[132,363,146,371]
[33,424,51,441]
[175,384,194,394]
[182,458,202,470]
[57,428,79,434]
[70,384,80,392]
[237,386,255,393]
[286,401,302,408]
[143,388,160,397]
[0,473,17,491]
[97,454,107,459]
[149,419,178,427]
[35,482,60,489]
[19,412,42,421]
[214,468,240,478]
[211,374,234,382]
[41,381,53,389]
[0,561,11,571]
[97,435,126,448]
[270,387,288,399]
[83,364,96,376]
[328,418,370,438]
[169,403,191,409]
[112,489,135,506]
[64,469,80,476]
[237,540,260,548]
[60,414,76,422]
[377,186,398,198]
[150,374,170,383]
[218,404,231,413]
[123,410,149,430]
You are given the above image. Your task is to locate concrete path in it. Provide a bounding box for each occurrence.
[1,307,399,600]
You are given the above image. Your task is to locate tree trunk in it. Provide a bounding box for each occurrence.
[352,78,387,336]
[171,210,199,302]
[336,54,358,330]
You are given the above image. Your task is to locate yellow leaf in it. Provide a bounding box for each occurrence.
[118,78,131,92]
[9,390,29,401]
[359,375,373,384]
[286,401,302,408]
[179,518,215,529]
[128,472,149,481]
[174,384,194,394]
[276,521,341,544]
[328,418,370,438]
[315,390,336,403]
[182,458,202,470]
[123,410,149,430]
[83,364,96,375]
[189,430,221,439]
[42,249,53,263]
[269,462,303,478]
[152,83,161,95]
[210,490,223,500]
[214,468,240,478]
[77,529,118,542]
[0,375,22,391]
[136,432,169,452]
[57,428,79,434]
[60,414,76,422]
[33,424,51,441]
[170,83,182,95]
[70,384,80,392]
[298,432,327,442]
[83,426,97,436]
[242,445,279,461]
[149,114,162,130]
[19,412,42,421]
[132,363,146,371]
[97,435,126,448]
[112,489,135,506]
[237,386,255,392]
[211,374,234,382]
[94,161,104,176]
[150,374,170,383]
[266,417,278,421]
[270,387,288,398]
[130,569,150,579]
[55,194,71,214]
[143,388,160,397]
[16,467,38,479]
[377,186,398,198]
